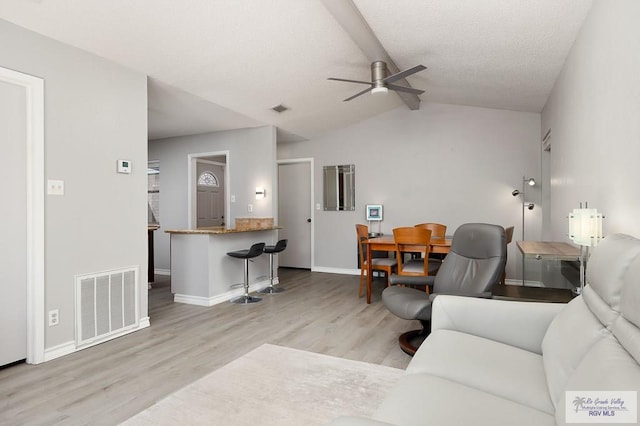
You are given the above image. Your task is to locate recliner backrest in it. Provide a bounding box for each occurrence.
[542,234,640,423]
[433,223,506,294]
[542,234,640,415]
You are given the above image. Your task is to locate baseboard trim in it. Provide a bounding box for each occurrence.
[313,266,359,275]
[154,268,171,276]
[43,341,76,362]
[43,320,150,363]
[174,279,272,306]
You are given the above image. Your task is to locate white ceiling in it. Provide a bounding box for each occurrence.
[0,0,593,142]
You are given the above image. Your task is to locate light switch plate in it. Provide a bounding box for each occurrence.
[47,179,64,195]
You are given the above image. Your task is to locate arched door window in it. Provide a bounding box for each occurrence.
[198,171,219,187]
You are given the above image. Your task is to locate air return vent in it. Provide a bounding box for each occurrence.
[271,104,288,113]
[75,267,139,347]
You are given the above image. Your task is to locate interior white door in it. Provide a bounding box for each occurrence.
[196,161,225,228]
[0,80,28,366]
[278,162,311,269]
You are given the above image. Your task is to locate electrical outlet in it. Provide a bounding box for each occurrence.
[247,204,253,213]
[48,309,59,326]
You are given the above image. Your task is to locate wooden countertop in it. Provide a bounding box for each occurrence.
[517,241,580,261]
[165,226,280,235]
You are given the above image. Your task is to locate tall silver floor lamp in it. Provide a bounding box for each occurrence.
[512,176,536,285]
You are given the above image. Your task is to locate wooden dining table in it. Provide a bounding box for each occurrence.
[363,235,452,304]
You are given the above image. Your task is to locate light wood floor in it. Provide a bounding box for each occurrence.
[0,269,412,425]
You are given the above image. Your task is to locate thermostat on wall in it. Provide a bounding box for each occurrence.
[117,159,132,174]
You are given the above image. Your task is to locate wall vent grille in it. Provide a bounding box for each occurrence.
[75,266,139,347]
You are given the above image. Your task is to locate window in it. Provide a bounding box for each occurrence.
[198,171,219,187]
[148,162,160,224]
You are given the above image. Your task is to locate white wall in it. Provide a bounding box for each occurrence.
[279,102,541,279]
[542,0,640,240]
[148,125,277,270]
[0,19,148,350]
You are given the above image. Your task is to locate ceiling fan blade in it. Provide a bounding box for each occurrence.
[343,86,373,102]
[383,65,427,84]
[386,83,425,95]
[328,77,373,86]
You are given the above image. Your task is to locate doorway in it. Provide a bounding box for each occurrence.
[0,79,27,366]
[196,160,225,227]
[277,159,314,269]
[0,66,45,364]
[188,151,229,229]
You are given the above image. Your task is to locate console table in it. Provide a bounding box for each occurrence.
[492,285,575,303]
[517,241,580,289]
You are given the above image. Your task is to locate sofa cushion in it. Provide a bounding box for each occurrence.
[586,234,640,313]
[542,297,610,408]
[554,333,640,425]
[620,254,640,365]
[408,329,554,414]
[372,374,555,426]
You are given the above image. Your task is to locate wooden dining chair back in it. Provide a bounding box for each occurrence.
[414,223,447,239]
[356,224,396,298]
[393,227,432,277]
[414,222,447,273]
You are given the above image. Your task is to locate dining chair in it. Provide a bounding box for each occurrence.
[391,227,433,286]
[414,223,447,274]
[356,224,397,298]
[414,223,447,239]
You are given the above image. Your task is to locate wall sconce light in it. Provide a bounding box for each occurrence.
[255,187,266,200]
[568,202,604,295]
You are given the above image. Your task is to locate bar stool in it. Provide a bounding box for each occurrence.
[258,239,288,294]
[227,242,266,304]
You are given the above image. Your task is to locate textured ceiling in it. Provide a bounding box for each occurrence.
[0,0,593,142]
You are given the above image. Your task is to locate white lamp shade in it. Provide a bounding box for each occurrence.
[569,208,603,247]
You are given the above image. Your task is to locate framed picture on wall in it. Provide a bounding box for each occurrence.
[366,204,383,221]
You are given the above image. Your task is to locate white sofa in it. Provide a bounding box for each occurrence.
[330,233,640,426]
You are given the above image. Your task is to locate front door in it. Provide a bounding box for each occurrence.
[196,161,224,228]
[0,79,28,366]
[278,161,312,269]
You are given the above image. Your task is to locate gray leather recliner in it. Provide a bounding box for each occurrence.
[382,223,507,355]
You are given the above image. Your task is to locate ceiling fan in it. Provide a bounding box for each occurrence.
[328,60,426,102]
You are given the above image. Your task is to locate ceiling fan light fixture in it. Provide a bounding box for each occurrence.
[371,86,388,96]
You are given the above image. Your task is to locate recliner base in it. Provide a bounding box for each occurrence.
[398,320,431,356]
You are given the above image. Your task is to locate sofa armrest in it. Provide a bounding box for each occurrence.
[430,295,566,354]
[328,416,395,426]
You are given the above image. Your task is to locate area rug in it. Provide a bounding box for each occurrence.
[121,344,404,425]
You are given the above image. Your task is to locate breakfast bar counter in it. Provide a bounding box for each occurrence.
[166,224,279,306]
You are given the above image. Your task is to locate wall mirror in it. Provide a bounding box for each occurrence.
[323,164,355,211]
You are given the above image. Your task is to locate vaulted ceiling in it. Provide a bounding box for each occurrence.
[0,0,593,142]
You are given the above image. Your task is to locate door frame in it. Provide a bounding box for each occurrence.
[277,158,315,270]
[187,151,230,229]
[0,66,45,364]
